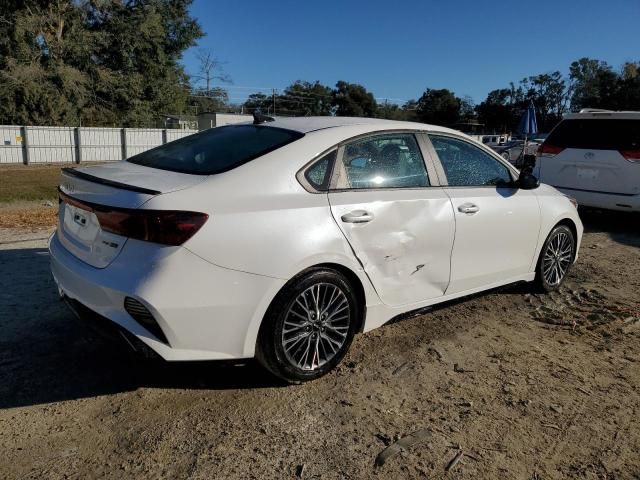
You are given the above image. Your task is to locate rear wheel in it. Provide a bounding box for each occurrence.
[535,225,575,292]
[256,268,359,383]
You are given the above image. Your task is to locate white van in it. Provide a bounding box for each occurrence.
[536,109,640,211]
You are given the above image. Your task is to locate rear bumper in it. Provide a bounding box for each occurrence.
[556,187,640,212]
[63,296,162,359]
[49,231,285,361]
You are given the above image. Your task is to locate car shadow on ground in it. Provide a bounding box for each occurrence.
[579,207,640,248]
[0,247,285,410]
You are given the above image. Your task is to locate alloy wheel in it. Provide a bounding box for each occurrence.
[542,230,573,286]
[281,283,351,371]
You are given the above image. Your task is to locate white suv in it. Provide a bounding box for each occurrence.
[535,109,640,212]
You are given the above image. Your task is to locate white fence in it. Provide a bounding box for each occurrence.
[0,126,197,165]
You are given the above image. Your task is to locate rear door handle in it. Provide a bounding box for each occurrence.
[341,210,374,223]
[458,203,479,214]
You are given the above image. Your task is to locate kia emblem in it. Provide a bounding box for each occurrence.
[584,152,595,160]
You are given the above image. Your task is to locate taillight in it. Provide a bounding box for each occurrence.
[98,209,208,246]
[59,191,208,246]
[620,149,640,163]
[538,143,565,157]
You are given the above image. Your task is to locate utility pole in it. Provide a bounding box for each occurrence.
[272,88,276,116]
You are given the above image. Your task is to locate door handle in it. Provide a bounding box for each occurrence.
[458,203,480,214]
[341,210,374,223]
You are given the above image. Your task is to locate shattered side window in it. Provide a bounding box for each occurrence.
[338,134,430,189]
[304,150,336,191]
[429,135,512,187]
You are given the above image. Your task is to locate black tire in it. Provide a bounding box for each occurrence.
[256,268,359,383]
[535,224,575,292]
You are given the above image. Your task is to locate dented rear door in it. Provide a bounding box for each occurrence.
[327,132,455,307]
[329,191,454,306]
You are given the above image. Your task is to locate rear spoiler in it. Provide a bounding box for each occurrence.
[62,168,161,195]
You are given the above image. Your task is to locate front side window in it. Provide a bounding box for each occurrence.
[429,135,513,187]
[128,125,304,175]
[337,134,429,189]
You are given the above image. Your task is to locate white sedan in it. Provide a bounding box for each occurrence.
[50,115,583,382]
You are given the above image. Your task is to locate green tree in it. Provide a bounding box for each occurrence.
[243,93,273,114]
[401,99,419,122]
[0,1,91,125]
[189,87,229,114]
[476,89,514,132]
[616,61,640,110]
[0,0,203,126]
[520,71,568,131]
[376,101,409,120]
[331,81,377,117]
[415,88,460,126]
[568,57,617,110]
[459,95,476,122]
[278,81,333,116]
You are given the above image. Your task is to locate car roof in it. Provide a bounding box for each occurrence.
[564,110,640,120]
[255,116,461,135]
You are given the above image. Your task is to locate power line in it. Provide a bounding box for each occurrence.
[210,84,412,105]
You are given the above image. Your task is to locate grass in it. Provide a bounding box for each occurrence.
[0,164,63,203]
[0,165,63,228]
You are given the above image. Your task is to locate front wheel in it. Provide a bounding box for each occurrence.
[535,225,575,292]
[256,268,359,383]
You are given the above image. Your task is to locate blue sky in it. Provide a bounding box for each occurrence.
[183,0,640,105]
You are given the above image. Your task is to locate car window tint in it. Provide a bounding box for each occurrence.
[128,125,304,175]
[429,135,512,187]
[546,119,640,150]
[338,134,429,189]
[304,150,336,191]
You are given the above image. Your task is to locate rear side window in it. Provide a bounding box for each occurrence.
[546,119,640,150]
[128,125,304,175]
[304,150,336,191]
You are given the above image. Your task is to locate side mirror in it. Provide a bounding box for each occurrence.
[516,153,539,189]
[350,156,368,168]
[522,153,537,169]
[518,171,540,190]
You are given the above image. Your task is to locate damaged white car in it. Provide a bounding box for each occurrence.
[50,115,583,382]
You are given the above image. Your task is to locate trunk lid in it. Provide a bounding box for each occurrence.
[59,161,206,207]
[57,161,206,268]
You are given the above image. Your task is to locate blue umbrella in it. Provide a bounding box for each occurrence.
[518,100,538,137]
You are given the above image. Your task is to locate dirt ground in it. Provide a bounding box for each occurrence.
[0,208,638,479]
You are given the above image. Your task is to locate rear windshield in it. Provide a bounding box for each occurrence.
[546,119,640,151]
[128,125,304,175]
